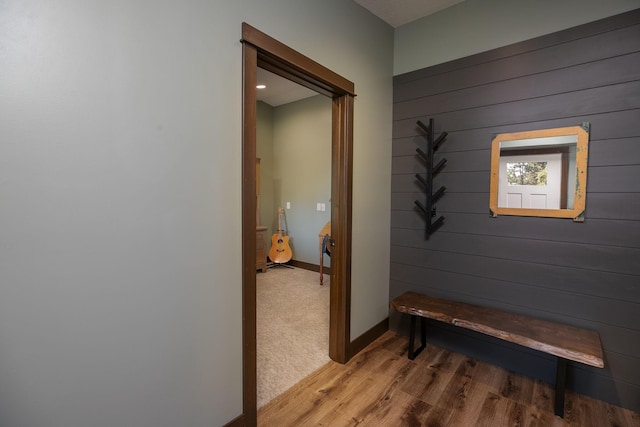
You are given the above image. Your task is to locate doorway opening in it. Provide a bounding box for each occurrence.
[255,69,332,408]
[241,23,356,425]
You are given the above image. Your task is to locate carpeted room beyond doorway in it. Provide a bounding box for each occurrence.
[256,266,331,408]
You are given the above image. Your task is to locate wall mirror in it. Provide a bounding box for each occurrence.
[489,123,589,222]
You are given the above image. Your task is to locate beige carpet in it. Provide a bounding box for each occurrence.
[256,266,330,408]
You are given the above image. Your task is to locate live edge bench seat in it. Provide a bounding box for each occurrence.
[390,291,604,418]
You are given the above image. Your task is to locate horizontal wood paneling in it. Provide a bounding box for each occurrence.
[393,150,489,174]
[390,9,640,413]
[586,193,640,220]
[393,109,640,155]
[587,165,640,192]
[391,211,640,249]
[394,51,640,120]
[392,171,489,193]
[395,25,640,102]
[394,8,640,85]
[393,191,640,220]
[583,137,640,166]
[394,80,640,137]
[393,192,490,214]
[390,247,640,305]
[393,165,640,198]
[391,229,640,276]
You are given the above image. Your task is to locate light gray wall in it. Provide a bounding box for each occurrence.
[258,94,332,268]
[394,0,640,75]
[272,95,332,265]
[257,101,275,239]
[0,1,393,426]
[259,96,331,267]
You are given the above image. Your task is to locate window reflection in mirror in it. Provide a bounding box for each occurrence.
[489,124,589,222]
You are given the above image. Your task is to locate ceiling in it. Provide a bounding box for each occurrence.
[256,0,465,107]
[353,0,465,28]
[256,68,317,107]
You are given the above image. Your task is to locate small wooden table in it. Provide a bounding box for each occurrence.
[391,291,604,418]
[318,221,331,285]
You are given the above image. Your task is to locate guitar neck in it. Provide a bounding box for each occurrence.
[277,208,284,234]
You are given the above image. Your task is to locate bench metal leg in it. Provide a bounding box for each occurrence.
[408,315,426,360]
[554,357,567,417]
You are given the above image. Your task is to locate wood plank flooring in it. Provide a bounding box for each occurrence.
[258,331,640,426]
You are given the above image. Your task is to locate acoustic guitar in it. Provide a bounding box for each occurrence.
[268,207,292,264]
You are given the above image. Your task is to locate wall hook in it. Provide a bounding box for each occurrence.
[414,118,448,238]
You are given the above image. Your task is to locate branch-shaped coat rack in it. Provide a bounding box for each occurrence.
[414,118,448,238]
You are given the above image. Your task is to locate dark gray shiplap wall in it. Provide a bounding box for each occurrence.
[390,9,640,412]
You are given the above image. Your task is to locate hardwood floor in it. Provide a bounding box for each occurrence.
[258,331,639,426]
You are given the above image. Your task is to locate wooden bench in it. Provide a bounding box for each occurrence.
[390,291,604,418]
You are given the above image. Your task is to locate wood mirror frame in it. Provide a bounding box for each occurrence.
[489,124,590,222]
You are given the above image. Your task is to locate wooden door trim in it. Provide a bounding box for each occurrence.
[241,23,354,426]
[241,38,258,426]
[328,94,353,363]
[242,23,355,97]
